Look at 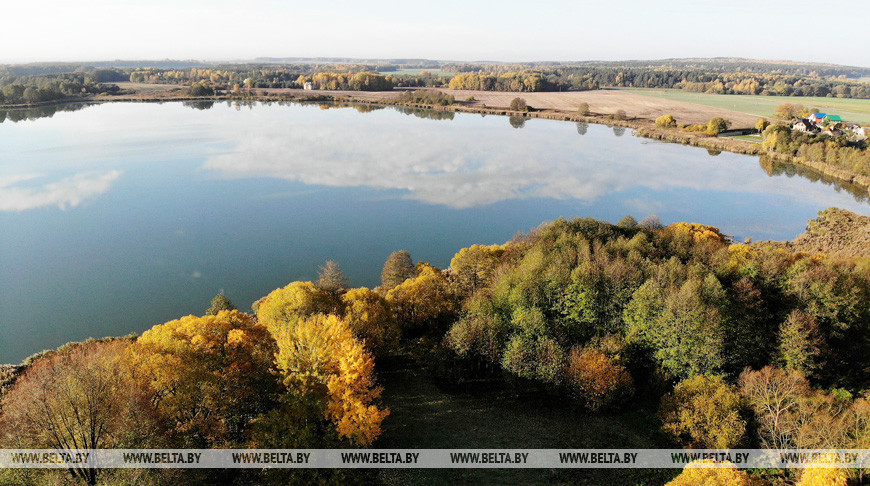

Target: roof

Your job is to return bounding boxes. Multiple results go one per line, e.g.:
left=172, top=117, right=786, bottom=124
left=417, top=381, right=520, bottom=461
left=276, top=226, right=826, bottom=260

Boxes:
left=825, top=115, right=843, bottom=121
left=793, top=119, right=814, bottom=128
left=810, top=112, right=826, bottom=118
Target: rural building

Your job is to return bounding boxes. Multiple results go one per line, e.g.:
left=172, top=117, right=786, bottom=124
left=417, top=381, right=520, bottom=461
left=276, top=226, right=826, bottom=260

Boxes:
left=808, top=113, right=826, bottom=124
left=303, top=81, right=314, bottom=90
left=824, top=114, right=843, bottom=123
left=793, top=119, right=817, bottom=133
left=821, top=128, right=844, bottom=137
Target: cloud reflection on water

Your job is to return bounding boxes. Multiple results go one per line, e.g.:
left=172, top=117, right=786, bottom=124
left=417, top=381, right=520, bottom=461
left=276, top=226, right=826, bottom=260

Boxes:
left=0, top=171, right=121, bottom=212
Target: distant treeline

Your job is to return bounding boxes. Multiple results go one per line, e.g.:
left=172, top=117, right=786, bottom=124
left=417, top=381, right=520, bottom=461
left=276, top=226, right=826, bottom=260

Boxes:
left=0, top=71, right=122, bottom=105
left=443, top=65, right=870, bottom=97
left=3, top=58, right=870, bottom=104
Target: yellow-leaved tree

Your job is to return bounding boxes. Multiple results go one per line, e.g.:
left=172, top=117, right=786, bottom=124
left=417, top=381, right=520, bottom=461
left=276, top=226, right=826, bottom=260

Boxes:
left=386, top=263, right=458, bottom=333
left=667, top=460, right=759, bottom=486
left=667, top=222, right=727, bottom=245
left=796, top=460, right=848, bottom=486
left=254, top=281, right=337, bottom=334
left=448, top=244, right=505, bottom=297
left=127, top=310, right=280, bottom=446
left=341, top=287, right=400, bottom=353
left=274, top=314, right=388, bottom=446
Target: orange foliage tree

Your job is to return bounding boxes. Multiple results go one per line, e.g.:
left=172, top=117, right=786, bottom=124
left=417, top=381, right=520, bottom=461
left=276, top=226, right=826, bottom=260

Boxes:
left=1, top=340, right=161, bottom=485
left=564, top=346, right=633, bottom=411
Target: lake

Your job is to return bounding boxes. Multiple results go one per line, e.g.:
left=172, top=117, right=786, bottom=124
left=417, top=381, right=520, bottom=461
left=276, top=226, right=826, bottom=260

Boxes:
left=1, top=100, right=868, bottom=363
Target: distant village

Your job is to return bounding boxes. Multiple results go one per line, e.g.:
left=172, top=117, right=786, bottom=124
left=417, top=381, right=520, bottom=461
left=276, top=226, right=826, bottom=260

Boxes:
left=792, top=112, right=869, bottom=141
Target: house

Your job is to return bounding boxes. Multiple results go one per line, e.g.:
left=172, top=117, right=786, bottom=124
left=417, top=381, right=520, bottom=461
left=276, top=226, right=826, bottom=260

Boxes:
left=821, top=128, right=844, bottom=137
left=850, top=126, right=869, bottom=140
left=808, top=113, right=826, bottom=124
left=824, top=114, right=843, bottom=124
left=793, top=119, right=817, bottom=133
left=303, top=82, right=314, bottom=90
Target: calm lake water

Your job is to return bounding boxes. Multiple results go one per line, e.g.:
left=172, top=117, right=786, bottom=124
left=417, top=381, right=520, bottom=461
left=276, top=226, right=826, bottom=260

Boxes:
left=1, top=101, right=869, bottom=363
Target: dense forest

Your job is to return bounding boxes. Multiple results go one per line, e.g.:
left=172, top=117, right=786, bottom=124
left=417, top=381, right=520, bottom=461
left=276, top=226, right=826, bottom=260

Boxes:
left=1, top=211, right=869, bottom=485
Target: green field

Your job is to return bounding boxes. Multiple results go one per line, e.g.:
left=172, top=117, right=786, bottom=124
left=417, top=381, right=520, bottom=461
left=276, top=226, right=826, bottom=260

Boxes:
left=624, top=88, right=870, bottom=124
left=375, top=356, right=677, bottom=486
left=727, top=134, right=763, bottom=142
left=388, top=68, right=453, bottom=77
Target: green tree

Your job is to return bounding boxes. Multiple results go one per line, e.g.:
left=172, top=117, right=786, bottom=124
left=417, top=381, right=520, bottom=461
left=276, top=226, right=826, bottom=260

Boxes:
left=206, top=292, right=236, bottom=315
left=617, top=215, right=637, bottom=228
left=778, top=310, right=824, bottom=378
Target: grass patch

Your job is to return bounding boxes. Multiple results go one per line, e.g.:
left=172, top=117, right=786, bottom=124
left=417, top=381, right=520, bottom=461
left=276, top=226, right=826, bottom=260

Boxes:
left=727, top=134, right=763, bottom=142
left=374, top=355, right=677, bottom=486
left=624, top=88, right=870, bottom=124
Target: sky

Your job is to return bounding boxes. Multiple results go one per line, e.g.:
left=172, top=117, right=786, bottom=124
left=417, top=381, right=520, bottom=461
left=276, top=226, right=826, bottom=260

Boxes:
left=3, top=0, right=869, bottom=67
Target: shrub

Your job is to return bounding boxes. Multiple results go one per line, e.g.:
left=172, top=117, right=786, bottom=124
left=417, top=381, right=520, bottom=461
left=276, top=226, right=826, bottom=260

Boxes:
left=656, top=114, right=677, bottom=128
left=509, top=97, right=528, bottom=112
left=188, top=82, right=214, bottom=97
left=577, top=102, right=590, bottom=115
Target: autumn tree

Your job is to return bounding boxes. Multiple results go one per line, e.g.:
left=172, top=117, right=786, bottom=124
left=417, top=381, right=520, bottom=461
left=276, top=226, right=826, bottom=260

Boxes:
left=776, top=102, right=804, bottom=120
left=380, top=250, right=415, bottom=292
left=449, top=244, right=505, bottom=297
left=617, top=215, right=637, bottom=228
left=639, top=214, right=664, bottom=229
left=738, top=366, right=811, bottom=449
left=341, top=287, right=400, bottom=353
left=127, top=311, right=280, bottom=446
left=577, top=102, right=590, bottom=115
left=316, top=260, right=348, bottom=294
left=255, top=281, right=337, bottom=334
left=756, top=118, right=770, bottom=131
left=655, top=114, right=677, bottom=128
left=564, top=346, right=633, bottom=411
left=667, top=460, right=757, bottom=486
left=273, top=314, right=388, bottom=446
left=509, top=97, right=528, bottom=112
left=796, top=460, right=848, bottom=486
left=706, top=117, right=729, bottom=136
left=385, top=263, right=458, bottom=334
left=0, top=340, right=161, bottom=486
left=659, top=375, right=745, bottom=449
left=206, top=292, right=236, bottom=315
